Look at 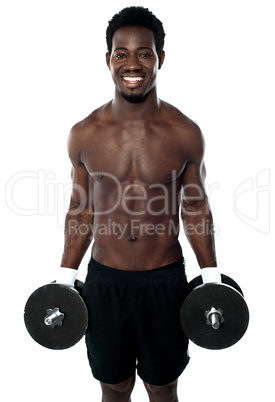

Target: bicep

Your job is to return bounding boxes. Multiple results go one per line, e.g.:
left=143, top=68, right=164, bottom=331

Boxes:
left=69, top=162, right=91, bottom=211
left=181, top=160, right=206, bottom=209
left=181, top=129, right=207, bottom=208
left=67, top=127, right=92, bottom=211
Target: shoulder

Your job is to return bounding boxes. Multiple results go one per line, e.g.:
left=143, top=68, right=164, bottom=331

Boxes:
left=67, top=102, right=111, bottom=163
left=69, top=102, right=110, bottom=140
left=160, top=100, right=205, bottom=158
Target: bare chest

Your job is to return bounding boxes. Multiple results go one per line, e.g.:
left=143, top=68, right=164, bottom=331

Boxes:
left=81, top=126, right=188, bottom=186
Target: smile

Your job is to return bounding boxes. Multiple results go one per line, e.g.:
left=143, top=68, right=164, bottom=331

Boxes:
left=123, top=77, right=144, bottom=83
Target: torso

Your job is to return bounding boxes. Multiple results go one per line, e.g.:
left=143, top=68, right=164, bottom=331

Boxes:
left=72, top=100, right=201, bottom=270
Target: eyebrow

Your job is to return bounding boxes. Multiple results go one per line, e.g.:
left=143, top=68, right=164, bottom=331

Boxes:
left=114, top=47, right=153, bottom=52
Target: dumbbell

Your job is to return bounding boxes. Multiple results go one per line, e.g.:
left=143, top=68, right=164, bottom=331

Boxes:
left=24, top=280, right=88, bottom=350
left=180, top=274, right=249, bottom=350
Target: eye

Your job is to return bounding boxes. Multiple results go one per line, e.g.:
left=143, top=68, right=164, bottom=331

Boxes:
left=139, top=52, right=152, bottom=58
left=115, top=53, right=127, bottom=59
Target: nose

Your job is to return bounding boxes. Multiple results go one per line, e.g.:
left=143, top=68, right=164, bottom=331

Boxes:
left=124, top=54, right=142, bottom=71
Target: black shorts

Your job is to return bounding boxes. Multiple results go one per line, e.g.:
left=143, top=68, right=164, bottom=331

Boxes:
left=82, top=257, right=190, bottom=386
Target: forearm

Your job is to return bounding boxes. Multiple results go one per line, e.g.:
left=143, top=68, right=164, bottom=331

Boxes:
left=61, top=210, right=93, bottom=269
left=182, top=202, right=217, bottom=268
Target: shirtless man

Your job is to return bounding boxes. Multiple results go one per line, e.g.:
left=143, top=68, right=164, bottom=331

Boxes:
left=57, top=7, right=220, bottom=402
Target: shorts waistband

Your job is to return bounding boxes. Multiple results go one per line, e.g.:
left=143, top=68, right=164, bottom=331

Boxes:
left=87, top=257, right=185, bottom=284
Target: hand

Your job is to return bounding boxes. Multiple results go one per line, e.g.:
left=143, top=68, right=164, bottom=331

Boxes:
left=201, top=267, right=222, bottom=284
left=55, top=267, right=78, bottom=287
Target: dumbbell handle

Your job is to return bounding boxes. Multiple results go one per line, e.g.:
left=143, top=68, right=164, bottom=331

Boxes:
left=209, top=312, right=221, bottom=329
left=44, top=308, right=65, bottom=327
left=205, top=307, right=225, bottom=329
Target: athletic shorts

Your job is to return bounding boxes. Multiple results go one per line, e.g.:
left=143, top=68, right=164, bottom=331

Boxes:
left=82, top=257, right=190, bottom=386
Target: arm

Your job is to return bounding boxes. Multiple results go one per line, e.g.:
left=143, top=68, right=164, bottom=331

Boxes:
left=60, top=127, right=93, bottom=270
left=181, top=129, right=217, bottom=269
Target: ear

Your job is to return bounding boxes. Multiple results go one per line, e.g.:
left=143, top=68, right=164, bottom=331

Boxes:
left=106, top=52, right=111, bottom=70
left=158, top=50, right=165, bottom=70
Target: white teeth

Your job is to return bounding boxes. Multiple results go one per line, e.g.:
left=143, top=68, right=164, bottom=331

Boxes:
left=123, top=77, right=144, bottom=82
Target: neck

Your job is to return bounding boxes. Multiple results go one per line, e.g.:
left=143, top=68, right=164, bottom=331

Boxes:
left=111, top=87, right=161, bottom=121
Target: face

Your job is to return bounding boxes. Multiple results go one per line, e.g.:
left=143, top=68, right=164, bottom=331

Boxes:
left=106, top=26, right=165, bottom=103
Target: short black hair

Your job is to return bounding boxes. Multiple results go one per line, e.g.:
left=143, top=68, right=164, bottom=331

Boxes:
left=106, top=6, right=165, bottom=56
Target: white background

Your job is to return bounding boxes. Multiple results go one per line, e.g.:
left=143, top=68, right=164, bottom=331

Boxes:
left=1, top=0, right=274, bottom=400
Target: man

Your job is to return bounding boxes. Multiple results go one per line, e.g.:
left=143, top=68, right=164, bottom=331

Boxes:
left=57, top=6, right=220, bottom=402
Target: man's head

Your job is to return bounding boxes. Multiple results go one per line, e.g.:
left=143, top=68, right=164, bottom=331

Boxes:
left=106, top=6, right=165, bottom=57
left=106, top=7, right=166, bottom=104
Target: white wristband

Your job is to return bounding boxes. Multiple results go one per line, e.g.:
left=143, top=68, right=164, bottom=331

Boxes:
left=56, top=267, right=78, bottom=287
left=201, top=267, right=222, bottom=284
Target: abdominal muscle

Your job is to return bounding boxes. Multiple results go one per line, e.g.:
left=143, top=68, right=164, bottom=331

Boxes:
left=91, top=211, right=183, bottom=271
left=89, top=174, right=183, bottom=270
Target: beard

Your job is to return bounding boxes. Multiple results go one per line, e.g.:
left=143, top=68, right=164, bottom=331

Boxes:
left=120, top=88, right=153, bottom=104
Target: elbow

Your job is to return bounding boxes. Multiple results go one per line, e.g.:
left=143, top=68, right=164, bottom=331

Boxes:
left=68, top=207, right=93, bottom=219
left=181, top=197, right=211, bottom=219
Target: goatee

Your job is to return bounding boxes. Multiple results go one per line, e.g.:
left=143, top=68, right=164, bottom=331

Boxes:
left=120, top=89, right=153, bottom=104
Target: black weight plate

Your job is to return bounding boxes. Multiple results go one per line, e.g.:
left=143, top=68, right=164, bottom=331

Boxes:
left=180, top=283, right=249, bottom=350
left=51, top=279, right=84, bottom=293
left=188, top=274, right=244, bottom=296
left=74, top=279, right=84, bottom=293
left=24, top=284, right=88, bottom=350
